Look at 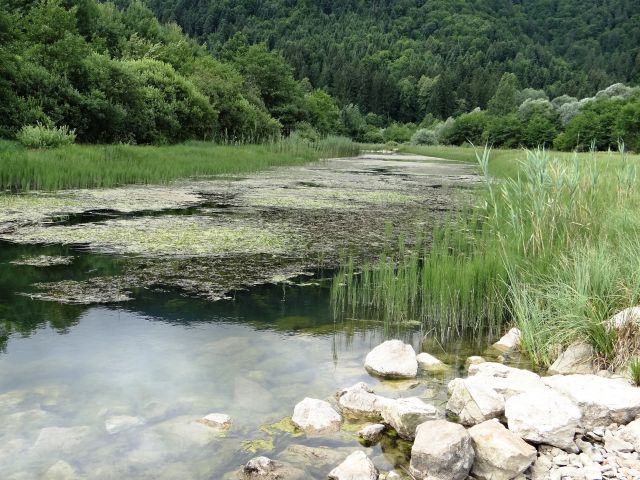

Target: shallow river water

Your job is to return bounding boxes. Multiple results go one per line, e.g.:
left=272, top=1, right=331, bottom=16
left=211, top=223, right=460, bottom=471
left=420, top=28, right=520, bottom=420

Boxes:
left=0, top=155, right=497, bottom=479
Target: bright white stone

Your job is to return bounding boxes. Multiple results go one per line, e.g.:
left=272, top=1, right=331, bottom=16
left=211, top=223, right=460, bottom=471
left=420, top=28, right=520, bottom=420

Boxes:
left=364, top=340, right=418, bottom=378
left=410, top=419, right=474, bottom=480
left=492, top=327, right=521, bottom=352
left=416, top=352, right=448, bottom=372
left=505, top=388, right=581, bottom=452
left=608, top=306, right=640, bottom=329
left=199, top=413, right=232, bottom=429
left=618, top=418, right=640, bottom=451
left=291, top=397, right=342, bottom=435
left=543, top=374, right=640, bottom=429
left=328, top=451, right=378, bottom=480
left=358, top=424, right=386, bottom=443
left=468, top=419, right=537, bottom=480
left=468, top=362, right=546, bottom=399
left=548, top=343, right=597, bottom=375
left=381, top=397, right=439, bottom=440
left=336, top=382, right=392, bottom=419
left=446, top=377, right=505, bottom=426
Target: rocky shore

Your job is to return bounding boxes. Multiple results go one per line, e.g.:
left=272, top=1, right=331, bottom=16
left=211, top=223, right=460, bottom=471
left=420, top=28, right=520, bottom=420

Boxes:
left=229, top=322, right=640, bottom=480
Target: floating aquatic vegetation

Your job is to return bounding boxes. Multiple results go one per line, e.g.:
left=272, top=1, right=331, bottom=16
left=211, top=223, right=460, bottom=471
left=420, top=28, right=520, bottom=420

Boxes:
left=10, top=255, right=74, bottom=267
left=3, top=216, right=299, bottom=257
left=259, top=417, right=302, bottom=436
left=241, top=437, right=275, bottom=454
left=25, top=277, right=133, bottom=304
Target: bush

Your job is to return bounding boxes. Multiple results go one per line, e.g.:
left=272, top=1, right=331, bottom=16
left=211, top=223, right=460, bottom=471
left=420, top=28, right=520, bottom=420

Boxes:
left=410, top=128, right=437, bottom=145
left=362, top=128, right=385, bottom=144
left=383, top=122, right=415, bottom=143
left=16, top=123, right=76, bottom=148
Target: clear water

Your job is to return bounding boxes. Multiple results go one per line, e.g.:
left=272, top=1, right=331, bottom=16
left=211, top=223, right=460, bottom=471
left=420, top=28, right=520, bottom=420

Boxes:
left=0, top=241, right=488, bottom=479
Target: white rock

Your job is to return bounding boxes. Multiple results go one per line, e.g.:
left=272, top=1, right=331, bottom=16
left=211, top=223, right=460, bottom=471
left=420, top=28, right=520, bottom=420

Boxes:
left=410, top=419, right=474, bottom=480
left=468, top=419, right=537, bottom=480
left=446, top=377, right=505, bottom=426
left=336, top=383, right=392, bottom=419
left=364, top=340, right=418, bottom=379
left=44, top=460, right=77, bottom=480
left=328, top=451, right=378, bottom=480
left=105, top=415, right=145, bottom=435
left=468, top=362, right=546, bottom=399
left=358, top=424, right=386, bottom=443
left=608, top=307, right=640, bottom=329
left=199, top=413, right=232, bottom=429
left=381, top=397, right=439, bottom=440
left=618, top=418, right=640, bottom=451
left=505, top=388, right=582, bottom=451
left=241, top=456, right=306, bottom=480
left=291, top=397, right=342, bottom=435
left=416, top=352, right=448, bottom=372
left=548, top=343, right=597, bottom=375
left=543, top=374, right=640, bottom=429
left=492, top=327, right=521, bottom=352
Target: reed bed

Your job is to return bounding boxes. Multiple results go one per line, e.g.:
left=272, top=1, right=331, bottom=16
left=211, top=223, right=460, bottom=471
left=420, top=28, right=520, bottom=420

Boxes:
left=0, top=136, right=359, bottom=191
left=333, top=144, right=640, bottom=368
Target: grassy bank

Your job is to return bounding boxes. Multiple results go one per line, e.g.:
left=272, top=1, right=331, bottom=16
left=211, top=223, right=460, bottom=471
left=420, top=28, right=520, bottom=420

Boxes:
left=333, top=145, right=640, bottom=369
left=0, top=136, right=358, bottom=191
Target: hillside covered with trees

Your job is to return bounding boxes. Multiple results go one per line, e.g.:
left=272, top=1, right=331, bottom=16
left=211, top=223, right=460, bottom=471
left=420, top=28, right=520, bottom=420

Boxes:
left=144, top=0, right=640, bottom=122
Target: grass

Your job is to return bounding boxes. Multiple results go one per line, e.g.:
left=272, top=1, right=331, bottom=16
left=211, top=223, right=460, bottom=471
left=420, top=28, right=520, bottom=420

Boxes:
left=0, top=136, right=359, bottom=191
left=333, top=144, right=640, bottom=368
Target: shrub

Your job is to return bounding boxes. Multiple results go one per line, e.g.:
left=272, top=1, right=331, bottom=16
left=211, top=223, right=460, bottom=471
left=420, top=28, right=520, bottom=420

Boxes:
left=410, top=128, right=438, bottom=145
left=16, top=123, right=76, bottom=148
left=629, top=357, right=640, bottom=386
left=362, top=128, right=385, bottom=144
left=383, top=122, right=415, bottom=143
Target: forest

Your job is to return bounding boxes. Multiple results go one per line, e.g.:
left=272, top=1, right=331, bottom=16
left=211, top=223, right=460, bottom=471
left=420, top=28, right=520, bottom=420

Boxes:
left=0, top=0, right=639, bottom=150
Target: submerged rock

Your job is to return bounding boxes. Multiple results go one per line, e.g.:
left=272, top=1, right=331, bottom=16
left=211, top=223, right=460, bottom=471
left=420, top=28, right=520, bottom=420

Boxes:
left=543, top=374, right=640, bottom=429
left=328, top=451, right=378, bottom=480
left=505, top=389, right=581, bottom=452
left=381, top=397, right=439, bottom=440
left=105, top=415, right=145, bottom=435
left=199, top=413, right=232, bottom=429
left=234, top=456, right=306, bottom=480
left=280, top=444, right=347, bottom=470
left=34, top=426, right=92, bottom=453
left=364, top=340, right=418, bottom=379
left=336, top=382, right=392, bottom=419
left=548, top=343, right=597, bottom=375
left=491, top=327, right=521, bottom=352
left=291, top=397, right=342, bottom=435
left=43, top=460, right=78, bottom=480
left=465, top=356, right=486, bottom=367
left=410, top=420, right=474, bottom=480
left=416, top=352, right=448, bottom=372
left=446, top=377, right=505, bottom=427
left=468, top=419, right=536, bottom=480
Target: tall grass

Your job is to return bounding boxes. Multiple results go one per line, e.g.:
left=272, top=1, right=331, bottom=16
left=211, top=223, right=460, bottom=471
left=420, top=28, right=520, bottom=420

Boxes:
left=333, top=145, right=640, bottom=367
left=0, top=136, right=359, bottom=191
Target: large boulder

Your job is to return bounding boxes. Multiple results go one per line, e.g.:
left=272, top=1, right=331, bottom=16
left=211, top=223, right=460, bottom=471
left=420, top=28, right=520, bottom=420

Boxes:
left=328, top=451, right=378, bottom=480
left=336, top=383, right=392, bottom=419
left=468, top=363, right=546, bottom=399
left=381, top=397, right=439, bottom=440
left=291, top=398, right=342, bottom=435
left=446, top=377, right=505, bottom=427
left=491, top=328, right=521, bottom=352
left=468, top=419, right=536, bottom=480
left=364, top=340, right=418, bottom=379
left=410, top=420, right=474, bottom=480
left=548, top=343, right=597, bottom=375
left=505, top=388, right=581, bottom=452
left=608, top=306, right=640, bottom=329
left=543, top=374, right=640, bottom=429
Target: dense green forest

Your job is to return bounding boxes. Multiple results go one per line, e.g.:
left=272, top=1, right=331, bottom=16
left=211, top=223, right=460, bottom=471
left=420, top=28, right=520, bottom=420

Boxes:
left=0, top=0, right=343, bottom=143
left=1, top=0, right=638, bottom=150
left=144, top=0, right=640, bottom=122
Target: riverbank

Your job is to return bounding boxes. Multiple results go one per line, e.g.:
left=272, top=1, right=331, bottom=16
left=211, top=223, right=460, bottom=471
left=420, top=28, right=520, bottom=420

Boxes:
left=0, top=137, right=358, bottom=191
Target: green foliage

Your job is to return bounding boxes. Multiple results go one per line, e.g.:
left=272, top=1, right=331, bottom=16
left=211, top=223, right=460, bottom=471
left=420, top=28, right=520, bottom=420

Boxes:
left=630, top=357, right=640, bottom=386
left=445, top=111, right=487, bottom=145
left=16, top=123, right=76, bottom=148
left=488, top=73, right=519, bottom=116
left=383, top=123, right=415, bottom=143
left=303, top=89, right=340, bottom=136
left=410, top=129, right=437, bottom=146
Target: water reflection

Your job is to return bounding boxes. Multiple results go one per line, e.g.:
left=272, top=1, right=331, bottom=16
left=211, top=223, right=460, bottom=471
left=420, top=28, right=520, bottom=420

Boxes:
left=0, top=242, right=487, bottom=479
